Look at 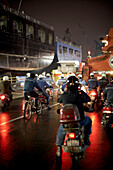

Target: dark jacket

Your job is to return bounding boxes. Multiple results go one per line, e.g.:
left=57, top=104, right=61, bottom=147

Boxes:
left=0, top=81, right=12, bottom=95
left=24, top=77, right=42, bottom=92
left=86, top=78, right=98, bottom=91
left=98, top=77, right=109, bottom=90
left=58, top=89, right=90, bottom=120
left=103, top=84, right=113, bottom=103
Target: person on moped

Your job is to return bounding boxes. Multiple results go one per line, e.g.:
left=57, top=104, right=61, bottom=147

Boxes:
left=0, top=76, right=14, bottom=101
left=85, top=73, right=98, bottom=92
left=103, top=80, right=113, bottom=103
left=24, top=73, right=42, bottom=108
left=56, top=75, right=92, bottom=157
left=36, top=74, right=52, bottom=109
left=98, top=73, right=109, bottom=98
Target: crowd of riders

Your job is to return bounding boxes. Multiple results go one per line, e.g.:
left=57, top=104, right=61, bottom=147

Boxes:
left=1, top=71, right=113, bottom=158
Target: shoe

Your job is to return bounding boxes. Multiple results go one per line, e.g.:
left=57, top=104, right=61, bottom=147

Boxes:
left=56, top=146, right=62, bottom=157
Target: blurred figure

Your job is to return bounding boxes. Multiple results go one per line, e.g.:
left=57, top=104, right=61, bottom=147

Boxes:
left=24, top=73, right=42, bottom=108
left=85, top=73, right=98, bottom=92
left=0, top=76, right=13, bottom=101
left=98, top=73, right=109, bottom=98
left=37, top=74, right=52, bottom=109
left=103, top=80, right=113, bottom=103
left=56, top=74, right=66, bottom=86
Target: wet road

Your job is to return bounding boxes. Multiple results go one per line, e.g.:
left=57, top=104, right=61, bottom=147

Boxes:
left=0, top=92, right=113, bottom=170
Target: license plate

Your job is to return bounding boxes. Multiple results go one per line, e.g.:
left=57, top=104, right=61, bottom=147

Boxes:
left=91, top=96, right=95, bottom=101
left=67, top=140, right=79, bottom=146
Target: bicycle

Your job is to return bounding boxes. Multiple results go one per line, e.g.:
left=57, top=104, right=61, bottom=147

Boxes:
left=23, top=95, right=42, bottom=120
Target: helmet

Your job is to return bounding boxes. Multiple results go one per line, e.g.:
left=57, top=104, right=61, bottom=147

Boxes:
left=30, top=73, right=35, bottom=78
left=90, top=73, right=94, bottom=77
left=78, top=74, right=82, bottom=78
left=3, top=76, right=9, bottom=81
left=39, top=74, right=43, bottom=79
left=61, top=74, right=64, bottom=78
left=102, top=73, right=106, bottom=77
left=26, top=73, right=30, bottom=78
left=46, top=73, right=50, bottom=77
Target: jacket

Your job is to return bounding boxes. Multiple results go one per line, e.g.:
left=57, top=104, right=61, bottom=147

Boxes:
left=24, top=77, right=42, bottom=92
left=103, top=84, right=113, bottom=103
left=86, top=78, right=98, bottom=91
left=57, top=89, right=90, bottom=120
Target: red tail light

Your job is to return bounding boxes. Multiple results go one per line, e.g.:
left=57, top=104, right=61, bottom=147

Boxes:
left=0, top=95, right=6, bottom=100
left=68, top=133, right=75, bottom=139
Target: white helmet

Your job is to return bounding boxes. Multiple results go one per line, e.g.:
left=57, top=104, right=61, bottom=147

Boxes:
left=78, top=74, right=82, bottom=78
left=26, top=73, right=30, bottom=78
left=90, top=73, right=94, bottom=76
left=46, top=73, right=50, bottom=77
left=39, top=74, right=43, bottom=79
left=61, top=74, right=64, bottom=78
left=3, top=76, right=9, bottom=81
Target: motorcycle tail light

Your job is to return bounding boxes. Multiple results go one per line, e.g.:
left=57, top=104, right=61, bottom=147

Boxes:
left=90, top=91, right=97, bottom=96
left=0, top=95, right=6, bottom=100
left=68, top=133, right=75, bottom=139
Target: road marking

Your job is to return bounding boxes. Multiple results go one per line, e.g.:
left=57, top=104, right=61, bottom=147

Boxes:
left=0, top=103, right=59, bottom=126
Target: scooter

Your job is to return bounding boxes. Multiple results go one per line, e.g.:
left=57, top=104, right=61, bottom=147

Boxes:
left=0, top=94, right=10, bottom=111
left=101, top=102, right=113, bottom=129
left=57, top=104, right=89, bottom=166
left=87, top=89, right=98, bottom=109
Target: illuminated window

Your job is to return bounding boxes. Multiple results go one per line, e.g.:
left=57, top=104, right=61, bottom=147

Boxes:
left=38, top=29, right=45, bottom=43
left=69, top=48, right=73, bottom=55
left=13, top=20, right=23, bottom=34
left=26, top=24, right=34, bottom=38
left=0, top=15, right=7, bottom=31
left=59, top=45, right=62, bottom=54
left=49, top=33, right=53, bottom=45
left=75, top=50, right=78, bottom=56
left=63, top=46, right=67, bottom=54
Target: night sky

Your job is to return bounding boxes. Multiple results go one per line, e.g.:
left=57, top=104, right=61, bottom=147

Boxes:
left=1, top=0, right=113, bottom=60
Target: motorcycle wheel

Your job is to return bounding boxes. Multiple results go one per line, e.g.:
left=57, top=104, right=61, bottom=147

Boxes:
left=71, top=154, right=79, bottom=167
left=2, top=100, right=10, bottom=112
left=36, top=100, right=42, bottom=115
left=24, top=102, right=32, bottom=120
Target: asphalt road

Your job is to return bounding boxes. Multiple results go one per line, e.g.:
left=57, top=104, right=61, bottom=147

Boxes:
left=0, top=92, right=113, bottom=170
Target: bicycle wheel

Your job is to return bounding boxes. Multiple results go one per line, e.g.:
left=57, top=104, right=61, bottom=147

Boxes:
left=36, top=100, right=42, bottom=115
left=24, top=101, right=32, bottom=120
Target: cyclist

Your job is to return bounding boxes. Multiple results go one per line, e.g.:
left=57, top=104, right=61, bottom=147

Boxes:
left=24, top=73, right=42, bottom=108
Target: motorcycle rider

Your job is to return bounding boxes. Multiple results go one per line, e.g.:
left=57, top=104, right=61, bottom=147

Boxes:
left=56, top=75, right=92, bottom=157
left=78, top=74, right=85, bottom=86
left=103, top=79, right=113, bottom=103
left=0, top=76, right=14, bottom=101
left=36, top=74, right=52, bottom=110
left=24, top=73, right=42, bottom=109
left=44, top=73, right=54, bottom=85
left=98, top=73, right=109, bottom=98
left=85, top=73, right=98, bottom=92
left=56, top=74, right=66, bottom=86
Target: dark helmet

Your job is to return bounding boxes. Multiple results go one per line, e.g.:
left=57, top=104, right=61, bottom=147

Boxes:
left=67, top=76, right=79, bottom=92
left=30, top=72, right=35, bottom=78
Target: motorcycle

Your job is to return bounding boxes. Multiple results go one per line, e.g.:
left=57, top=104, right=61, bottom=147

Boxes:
left=87, top=89, right=98, bottom=110
left=0, top=94, right=10, bottom=111
left=57, top=104, right=89, bottom=166
left=101, top=102, right=113, bottom=129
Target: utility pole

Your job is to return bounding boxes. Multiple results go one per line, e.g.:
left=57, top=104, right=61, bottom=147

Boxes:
left=18, top=0, right=23, bottom=14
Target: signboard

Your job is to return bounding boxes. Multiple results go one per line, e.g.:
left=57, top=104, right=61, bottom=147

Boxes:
left=16, top=76, right=26, bottom=83
left=109, top=56, right=113, bottom=68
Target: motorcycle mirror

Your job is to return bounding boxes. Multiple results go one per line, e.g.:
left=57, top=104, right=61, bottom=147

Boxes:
left=57, top=109, right=60, bottom=114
